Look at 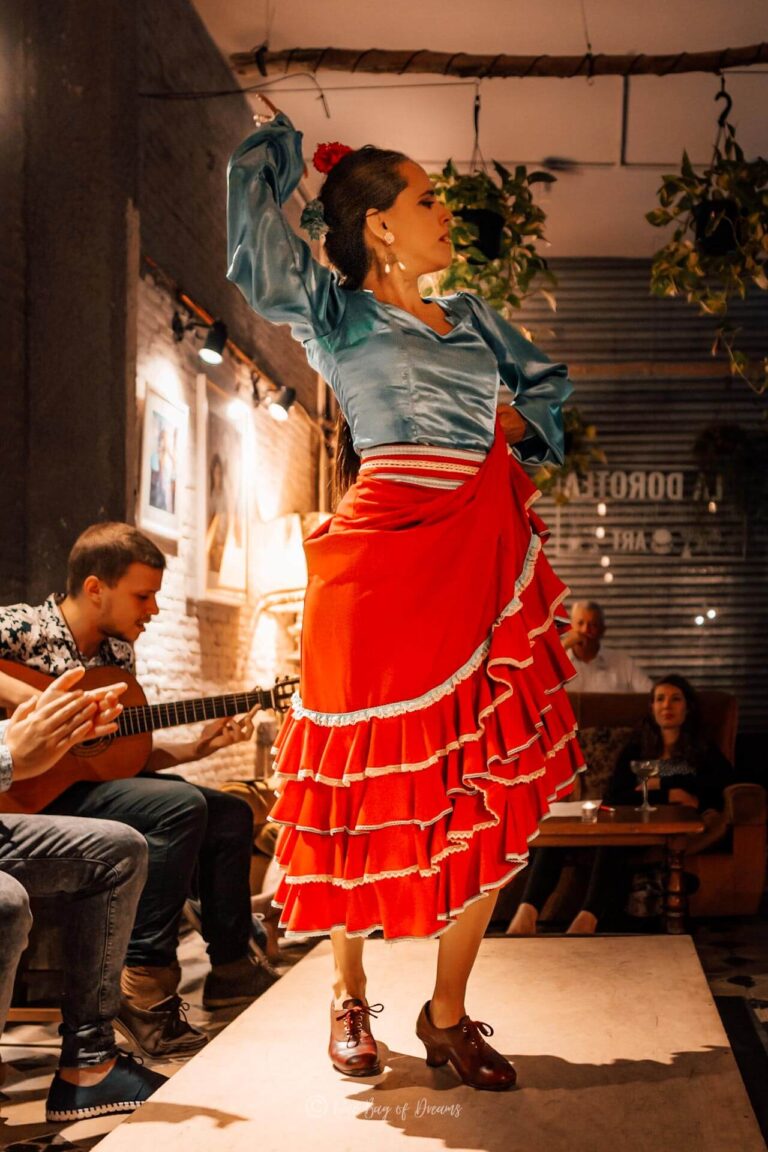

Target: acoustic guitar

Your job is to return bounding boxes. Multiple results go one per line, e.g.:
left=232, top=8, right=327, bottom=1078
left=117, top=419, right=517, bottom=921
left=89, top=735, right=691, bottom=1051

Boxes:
left=0, top=660, right=298, bottom=815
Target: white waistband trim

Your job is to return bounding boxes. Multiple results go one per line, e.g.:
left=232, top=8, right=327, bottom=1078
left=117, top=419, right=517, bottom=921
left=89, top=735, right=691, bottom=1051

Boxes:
left=289, top=533, right=541, bottom=726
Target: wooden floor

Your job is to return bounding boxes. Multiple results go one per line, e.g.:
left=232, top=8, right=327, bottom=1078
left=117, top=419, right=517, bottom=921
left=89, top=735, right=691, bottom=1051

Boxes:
left=90, top=935, right=764, bottom=1152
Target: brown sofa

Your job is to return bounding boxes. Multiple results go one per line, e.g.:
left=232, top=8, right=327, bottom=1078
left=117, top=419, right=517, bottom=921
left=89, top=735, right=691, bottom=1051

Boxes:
left=497, top=691, right=766, bottom=924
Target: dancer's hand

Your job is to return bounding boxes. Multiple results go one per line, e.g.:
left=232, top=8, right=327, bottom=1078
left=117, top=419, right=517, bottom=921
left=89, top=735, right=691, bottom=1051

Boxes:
left=254, top=93, right=280, bottom=123
left=498, top=403, right=527, bottom=446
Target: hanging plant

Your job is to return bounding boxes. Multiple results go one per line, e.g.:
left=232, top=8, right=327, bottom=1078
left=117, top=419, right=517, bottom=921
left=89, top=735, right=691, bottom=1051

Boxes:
left=647, top=82, right=768, bottom=394
left=423, top=101, right=599, bottom=499
left=529, top=409, right=607, bottom=504
left=693, top=422, right=768, bottom=520
left=426, top=160, right=558, bottom=314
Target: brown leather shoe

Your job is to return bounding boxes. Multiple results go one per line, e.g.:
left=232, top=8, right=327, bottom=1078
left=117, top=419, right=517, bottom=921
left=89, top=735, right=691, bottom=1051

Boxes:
left=416, top=1001, right=516, bottom=1090
left=115, top=995, right=208, bottom=1062
left=328, top=999, right=383, bottom=1077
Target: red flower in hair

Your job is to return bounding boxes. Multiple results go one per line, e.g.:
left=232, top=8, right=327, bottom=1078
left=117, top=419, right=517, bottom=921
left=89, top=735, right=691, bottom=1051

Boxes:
left=312, top=141, right=353, bottom=174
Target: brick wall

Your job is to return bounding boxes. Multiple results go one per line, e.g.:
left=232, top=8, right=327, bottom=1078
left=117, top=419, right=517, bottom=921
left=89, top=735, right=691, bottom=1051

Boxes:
left=134, top=272, right=316, bottom=785
left=138, top=0, right=318, bottom=414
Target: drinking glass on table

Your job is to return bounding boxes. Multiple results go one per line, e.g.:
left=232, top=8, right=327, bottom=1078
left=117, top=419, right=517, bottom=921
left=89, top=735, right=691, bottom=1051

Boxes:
left=630, top=760, right=661, bottom=814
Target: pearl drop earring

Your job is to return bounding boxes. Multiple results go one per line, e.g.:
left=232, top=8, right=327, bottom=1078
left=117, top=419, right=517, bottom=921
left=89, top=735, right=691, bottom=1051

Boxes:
left=382, top=231, right=406, bottom=274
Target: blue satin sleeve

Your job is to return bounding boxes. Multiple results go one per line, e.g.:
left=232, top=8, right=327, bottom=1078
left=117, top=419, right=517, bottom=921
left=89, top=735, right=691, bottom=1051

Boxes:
left=462, top=293, right=572, bottom=465
left=226, top=113, right=346, bottom=342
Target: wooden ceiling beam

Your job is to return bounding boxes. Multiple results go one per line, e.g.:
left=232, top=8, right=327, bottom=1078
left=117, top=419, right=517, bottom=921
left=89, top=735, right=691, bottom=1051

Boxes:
left=230, top=42, right=768, bottom=80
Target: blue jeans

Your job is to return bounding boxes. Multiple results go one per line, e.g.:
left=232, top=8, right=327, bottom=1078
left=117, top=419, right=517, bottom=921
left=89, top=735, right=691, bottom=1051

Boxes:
left=0, top=814, right=147, bottom=1066
left=44, top=773, right=254, bottom=968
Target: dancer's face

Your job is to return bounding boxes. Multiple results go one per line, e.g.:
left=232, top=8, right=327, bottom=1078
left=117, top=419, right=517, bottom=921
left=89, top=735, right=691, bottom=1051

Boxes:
left=365, top=161, right=453, bottom=276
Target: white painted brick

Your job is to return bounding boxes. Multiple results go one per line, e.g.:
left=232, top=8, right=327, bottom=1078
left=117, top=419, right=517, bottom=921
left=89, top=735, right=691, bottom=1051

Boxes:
left=134, top=275, right=312, bottom=787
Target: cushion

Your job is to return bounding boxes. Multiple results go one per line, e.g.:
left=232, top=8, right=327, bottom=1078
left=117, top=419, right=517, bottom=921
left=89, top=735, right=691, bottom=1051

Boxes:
left=576, top=726, right=633, bottom=799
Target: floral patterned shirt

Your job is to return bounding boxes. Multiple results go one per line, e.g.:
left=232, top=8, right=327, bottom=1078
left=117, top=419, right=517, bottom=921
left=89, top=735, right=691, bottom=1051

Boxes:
left=0, top=594, right=135, bottom=678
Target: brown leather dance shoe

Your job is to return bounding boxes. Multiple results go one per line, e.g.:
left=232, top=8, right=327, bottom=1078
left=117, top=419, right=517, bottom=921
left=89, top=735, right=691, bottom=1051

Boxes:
left=328, top=999, right=383, bottom=1076
left=416, top=1001, right=517, bottom=1090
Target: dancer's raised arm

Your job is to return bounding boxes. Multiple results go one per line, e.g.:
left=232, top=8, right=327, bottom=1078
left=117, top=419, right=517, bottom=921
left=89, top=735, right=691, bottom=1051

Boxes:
left=227, top=101, right=346, bottom=343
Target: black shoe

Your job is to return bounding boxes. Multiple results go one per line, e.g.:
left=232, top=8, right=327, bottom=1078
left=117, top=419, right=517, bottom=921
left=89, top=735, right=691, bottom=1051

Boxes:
left=183, top=898, right=280, bottom=976
left=45, top=1053, right=167, bottom=1121
left=115, top=995, right=208, bottom=1061
left=203, top=954, right=280, bottom=1010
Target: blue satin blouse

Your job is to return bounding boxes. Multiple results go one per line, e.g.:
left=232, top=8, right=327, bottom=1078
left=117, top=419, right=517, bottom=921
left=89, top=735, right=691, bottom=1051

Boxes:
left=227, top=113, right=572, bottom=462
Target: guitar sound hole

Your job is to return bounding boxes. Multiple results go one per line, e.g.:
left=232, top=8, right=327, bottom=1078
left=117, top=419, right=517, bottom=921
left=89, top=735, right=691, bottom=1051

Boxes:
left=70, top=735, right=115, bottom=758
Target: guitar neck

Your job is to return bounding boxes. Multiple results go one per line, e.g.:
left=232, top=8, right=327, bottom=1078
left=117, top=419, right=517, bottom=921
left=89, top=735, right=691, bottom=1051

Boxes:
left=118, top=690, right=268, bottom=737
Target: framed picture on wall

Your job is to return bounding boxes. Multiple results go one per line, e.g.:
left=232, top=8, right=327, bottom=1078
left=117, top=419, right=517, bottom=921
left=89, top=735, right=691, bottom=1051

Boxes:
left=137, top=383, right=188, bottom=541
left=196, top=375, right=249, bottom=603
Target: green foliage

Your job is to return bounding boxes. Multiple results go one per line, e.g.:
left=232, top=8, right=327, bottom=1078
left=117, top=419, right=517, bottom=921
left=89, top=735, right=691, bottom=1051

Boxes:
left=530, top=409, right=607, bottom=503
left=427, top=160, right=603, bottom=499
left=647, top=125, right=768, bottom=394
left=427, top=159, right=558, bottom=314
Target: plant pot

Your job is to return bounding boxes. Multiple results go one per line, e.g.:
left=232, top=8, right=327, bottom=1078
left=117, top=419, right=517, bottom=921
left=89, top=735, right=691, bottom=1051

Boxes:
left=693, top=198, right=741, bottom=257
left=455, top=207, right=505, bottom=262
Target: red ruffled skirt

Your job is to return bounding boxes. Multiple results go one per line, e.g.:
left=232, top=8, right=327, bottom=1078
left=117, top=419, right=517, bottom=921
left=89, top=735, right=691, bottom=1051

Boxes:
left=270, top=425, right=583, bottom=939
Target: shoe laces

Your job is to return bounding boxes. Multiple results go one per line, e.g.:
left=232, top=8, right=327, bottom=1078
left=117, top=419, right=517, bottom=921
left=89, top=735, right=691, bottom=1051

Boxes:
left=162, top=995, right=195, bottom=1039
left=461, top=1019, right=494, bottom=1048
left=336, top=1002, right=384, bottom=1048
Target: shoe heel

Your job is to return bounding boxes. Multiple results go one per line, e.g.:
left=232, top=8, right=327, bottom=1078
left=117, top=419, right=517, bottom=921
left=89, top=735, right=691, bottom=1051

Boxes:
left=422, top=1042, right=450, bottom=1068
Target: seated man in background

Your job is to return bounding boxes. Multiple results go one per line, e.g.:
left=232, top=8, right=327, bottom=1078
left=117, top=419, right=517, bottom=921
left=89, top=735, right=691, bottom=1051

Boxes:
left=0, top=522, right=278, bottom=1062
left=0, top=668, right=166, bottom=1120
left=563, top=599, right=651, bottom=693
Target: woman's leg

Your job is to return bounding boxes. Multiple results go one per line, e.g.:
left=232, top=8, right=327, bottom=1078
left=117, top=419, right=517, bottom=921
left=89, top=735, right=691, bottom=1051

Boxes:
left=506, top=847, right=566, bottom=935
left=567, top=847, right=628, bottom=934
left=330, top=928, right=367, bottom=1005
left=429, top=891, right=498, bottom=1028
left=328, top=930, right=380, bottom=1076
left=416, top=890, right=516, bottom=1089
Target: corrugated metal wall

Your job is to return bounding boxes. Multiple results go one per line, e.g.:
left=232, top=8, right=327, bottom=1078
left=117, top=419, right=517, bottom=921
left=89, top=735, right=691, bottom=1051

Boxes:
left=516, top=259, right=767, bottom=734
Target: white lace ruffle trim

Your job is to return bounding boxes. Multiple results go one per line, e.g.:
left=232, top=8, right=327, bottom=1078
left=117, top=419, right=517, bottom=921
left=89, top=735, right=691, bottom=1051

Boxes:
left=290, top=533, right=542, bottom=727
left=272, top=759, right=582, bottom=924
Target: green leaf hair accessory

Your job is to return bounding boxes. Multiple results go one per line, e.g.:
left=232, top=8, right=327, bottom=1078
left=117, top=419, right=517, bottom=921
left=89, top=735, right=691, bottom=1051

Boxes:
left=300, top=198, right=328, bottom=241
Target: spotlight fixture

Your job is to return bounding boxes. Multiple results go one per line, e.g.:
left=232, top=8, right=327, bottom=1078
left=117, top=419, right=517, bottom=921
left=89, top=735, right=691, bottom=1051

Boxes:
left=603, top=571, right=614, bottom=584
left=171, top=311, right=228, bottom=366
left=595, top=526, right=606, bottom=540
left=706, top=608, right=717, bottom=620
left=200, top=320, right=228, bottom=366
left=596, top=502, right=607, bottom=517
left=695, top=614, right=705, bottom=626
left=268, top=386, right=296, bottom=422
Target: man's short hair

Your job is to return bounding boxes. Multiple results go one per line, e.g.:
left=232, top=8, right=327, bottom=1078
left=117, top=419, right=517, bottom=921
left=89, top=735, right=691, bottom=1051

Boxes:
left=571, top=599, right=605, bottom=628
left=66, top=522, right=166, bottom=596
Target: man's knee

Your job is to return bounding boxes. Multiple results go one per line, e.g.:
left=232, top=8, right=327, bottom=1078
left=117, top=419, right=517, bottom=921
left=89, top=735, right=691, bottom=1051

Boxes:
left=151, top=779, right=209, bottom=834
left=109, top=823, right=150, bottom=884
left=0, top=874, right=33, bottom=959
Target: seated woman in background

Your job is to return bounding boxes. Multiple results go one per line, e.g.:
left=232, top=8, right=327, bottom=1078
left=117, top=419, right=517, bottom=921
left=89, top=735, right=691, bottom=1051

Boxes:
left=507, top=673, right=733, bottom=935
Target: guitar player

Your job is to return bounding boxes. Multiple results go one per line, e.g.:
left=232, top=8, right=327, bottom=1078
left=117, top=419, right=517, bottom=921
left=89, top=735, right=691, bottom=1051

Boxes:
left=0, top=521, right=280, bottom=1061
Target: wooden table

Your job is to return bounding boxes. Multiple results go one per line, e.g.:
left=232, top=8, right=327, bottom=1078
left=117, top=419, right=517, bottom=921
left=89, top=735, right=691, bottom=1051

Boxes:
left=535, top=805, right=705, bottom=934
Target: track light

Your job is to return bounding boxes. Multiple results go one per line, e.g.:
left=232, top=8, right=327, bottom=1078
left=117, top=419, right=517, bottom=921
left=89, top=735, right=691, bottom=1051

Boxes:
left=268, top=386, right=296, bottom=422
left=199, top=320, right=228, bottom=365
left=171, top=311, right=228, bottom=366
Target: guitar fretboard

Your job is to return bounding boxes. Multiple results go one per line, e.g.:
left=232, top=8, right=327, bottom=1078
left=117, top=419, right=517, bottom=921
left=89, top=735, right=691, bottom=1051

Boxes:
left=117, top=691, right=266, bottom=737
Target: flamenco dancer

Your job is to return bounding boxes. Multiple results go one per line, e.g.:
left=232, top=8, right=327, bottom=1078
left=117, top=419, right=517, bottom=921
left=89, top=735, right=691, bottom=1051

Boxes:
left=227, top=95, right=583, bottom=1091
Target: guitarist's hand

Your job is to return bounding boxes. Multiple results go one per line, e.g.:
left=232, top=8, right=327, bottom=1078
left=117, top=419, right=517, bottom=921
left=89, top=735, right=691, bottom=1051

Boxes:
left=5, top=668, right=127, bottom=780
left=194, top=706, right=258, bottom=760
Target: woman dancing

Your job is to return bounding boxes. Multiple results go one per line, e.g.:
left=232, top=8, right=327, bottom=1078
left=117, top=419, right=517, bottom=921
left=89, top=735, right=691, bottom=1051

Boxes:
left=227, top=95, right=583, bottom=1091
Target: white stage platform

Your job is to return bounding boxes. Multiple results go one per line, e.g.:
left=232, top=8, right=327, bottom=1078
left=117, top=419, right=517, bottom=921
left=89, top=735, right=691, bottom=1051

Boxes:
left=95, top=936, right=765, bottom=1152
